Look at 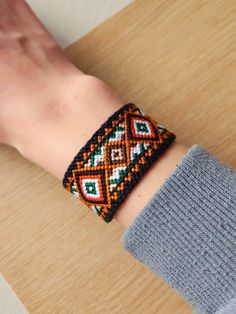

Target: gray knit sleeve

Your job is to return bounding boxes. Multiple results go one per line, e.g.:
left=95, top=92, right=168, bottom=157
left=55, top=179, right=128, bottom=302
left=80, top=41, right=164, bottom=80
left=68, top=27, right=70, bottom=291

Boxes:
left=121, top=145, right=236, bottom=314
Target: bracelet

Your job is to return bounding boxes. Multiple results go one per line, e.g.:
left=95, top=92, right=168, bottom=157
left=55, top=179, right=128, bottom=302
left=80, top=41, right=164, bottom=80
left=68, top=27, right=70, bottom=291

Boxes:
left=63, top=103, right=176, bottom=223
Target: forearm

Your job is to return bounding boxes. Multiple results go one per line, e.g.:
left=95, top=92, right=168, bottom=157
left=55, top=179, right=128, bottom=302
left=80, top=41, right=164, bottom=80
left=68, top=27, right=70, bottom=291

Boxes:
left=13, top=73, right=188, bottom=228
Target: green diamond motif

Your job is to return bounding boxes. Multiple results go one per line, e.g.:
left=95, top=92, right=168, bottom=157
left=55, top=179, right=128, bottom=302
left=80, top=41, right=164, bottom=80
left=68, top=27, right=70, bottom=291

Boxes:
left=85, top=182, right=97, bottom=195
left=136, top=122, right=149, bottom=133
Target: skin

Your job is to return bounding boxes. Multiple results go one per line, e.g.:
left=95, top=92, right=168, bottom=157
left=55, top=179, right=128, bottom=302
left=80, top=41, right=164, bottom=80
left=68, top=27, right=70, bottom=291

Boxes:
left=0, top=0, right=188, bottom=227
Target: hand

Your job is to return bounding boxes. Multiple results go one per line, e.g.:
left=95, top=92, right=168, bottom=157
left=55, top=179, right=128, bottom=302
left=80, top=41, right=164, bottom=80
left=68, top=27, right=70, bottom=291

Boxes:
left=0, top=0, right=85, bottom=147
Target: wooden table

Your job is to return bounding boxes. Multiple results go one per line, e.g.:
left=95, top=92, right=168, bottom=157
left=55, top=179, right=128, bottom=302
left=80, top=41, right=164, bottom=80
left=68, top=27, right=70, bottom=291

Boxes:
left=0, top=0, right=235, bottom=313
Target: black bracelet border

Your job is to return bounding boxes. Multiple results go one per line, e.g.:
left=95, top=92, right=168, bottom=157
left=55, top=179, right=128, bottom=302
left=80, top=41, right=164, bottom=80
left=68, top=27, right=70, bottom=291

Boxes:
left=62, top=103, right=176, bottom=223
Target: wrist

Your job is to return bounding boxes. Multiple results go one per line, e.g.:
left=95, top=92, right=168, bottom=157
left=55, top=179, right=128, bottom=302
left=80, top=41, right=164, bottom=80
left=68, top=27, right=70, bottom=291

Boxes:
left=13, top=73, right=188, bottom=228
left=16, top=74, right=124, bottom=179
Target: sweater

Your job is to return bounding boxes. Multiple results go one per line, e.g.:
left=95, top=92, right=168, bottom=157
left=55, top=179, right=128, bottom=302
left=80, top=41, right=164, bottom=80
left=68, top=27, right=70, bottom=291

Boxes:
left=121, top=145, right=236, bottom=314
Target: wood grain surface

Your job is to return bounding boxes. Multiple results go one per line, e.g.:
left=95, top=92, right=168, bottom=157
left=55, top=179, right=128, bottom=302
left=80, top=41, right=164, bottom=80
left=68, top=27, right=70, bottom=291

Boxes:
left=0, top=0, right=235, bottom=313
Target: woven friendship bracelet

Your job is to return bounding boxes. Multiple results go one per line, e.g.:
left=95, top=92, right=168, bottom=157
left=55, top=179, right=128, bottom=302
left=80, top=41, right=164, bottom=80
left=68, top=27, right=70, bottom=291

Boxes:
left=63, top=103, right=176, bottom=223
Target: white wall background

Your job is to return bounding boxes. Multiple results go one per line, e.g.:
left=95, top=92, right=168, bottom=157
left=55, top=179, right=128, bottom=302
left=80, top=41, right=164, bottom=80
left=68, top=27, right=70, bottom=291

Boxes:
left=26, top=0, right=132, bottom=48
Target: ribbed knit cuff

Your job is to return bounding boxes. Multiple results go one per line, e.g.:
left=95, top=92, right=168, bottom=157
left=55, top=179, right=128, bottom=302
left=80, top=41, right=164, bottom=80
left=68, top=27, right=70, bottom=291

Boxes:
left=121, top=145, right=236, bottom=314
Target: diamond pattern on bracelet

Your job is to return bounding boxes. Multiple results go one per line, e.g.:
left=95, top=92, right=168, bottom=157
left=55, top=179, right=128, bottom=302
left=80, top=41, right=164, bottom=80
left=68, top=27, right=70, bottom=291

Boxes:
left=63, top=103, right=176, bottom=222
